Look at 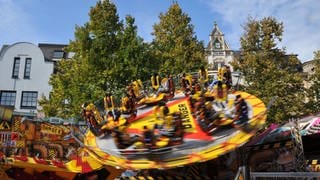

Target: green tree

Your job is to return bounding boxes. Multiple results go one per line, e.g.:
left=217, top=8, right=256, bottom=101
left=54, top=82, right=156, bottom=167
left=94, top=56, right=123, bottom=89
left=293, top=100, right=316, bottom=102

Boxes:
left=306, top=50, right=320, bottom=113
left=233, top=17, right=306, bottom=124
left=152, top=2, right=205, bottom=75
left=39, top=0, right=153, bottom=118
left=114, top=15, right=158, bottom=85
left=39, top=58, right=91, bottom=118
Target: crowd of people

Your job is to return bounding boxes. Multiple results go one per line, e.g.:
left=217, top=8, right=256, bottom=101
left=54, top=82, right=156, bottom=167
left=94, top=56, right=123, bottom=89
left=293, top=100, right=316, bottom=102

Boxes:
left=80, top=65, right=249, bottom=149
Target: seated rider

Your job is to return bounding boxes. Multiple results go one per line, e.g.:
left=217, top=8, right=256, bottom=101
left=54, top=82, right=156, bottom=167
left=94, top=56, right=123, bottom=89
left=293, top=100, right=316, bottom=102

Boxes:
left=104, top=92, right=115, bottom=118
left=101, top=111, right=117, bottom=133
left=190, top=75, right=202, bottom=95
left=233, top=95, right=249, bottom=125
left=223, top=65, right=233, bottom=90
left=120, top=93, right=137, bottom=120
left=112, top=127, right=136, bottom=149
left=157, top=74, right=175, bottom=98
left=163, top=114, right=174, bottom=131
left=132, top=79, right=144, bottom=99
left=180, top=73, right=192, bottom=94
left=192, top=96, right=206, bottom=114
left=157, top=76, right=169, bottom=94
left=170, top=112, right=184, bottom=145
left=198, top=66, right=209, bottom=89
left=153, top=101, right=169, bottom=122
left=127, top=81, right=139, bottom=101
left=81, top=103, right=104, bottom=136
left=197, top=101, right=219, bottom=132
left=204, top=101, right=220, bottom=123
left=82, top=105, right=97, bottom=128
left=167, top=74, right=175, bottom=97
left=217, top=66, right=226, bottom=81
left=212, top=80, right=228, bottom=108
left=143, top=125, right=155, bottom=148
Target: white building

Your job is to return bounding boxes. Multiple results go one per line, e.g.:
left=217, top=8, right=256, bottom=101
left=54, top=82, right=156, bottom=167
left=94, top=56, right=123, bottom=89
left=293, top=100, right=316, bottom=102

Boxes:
left=0, top=42, right=69, bottom=117
left=302, top=59, right=318, bottom=89
left=206, top=22, right=239, bottom=71
left=303, top=60, right=317, bottom=77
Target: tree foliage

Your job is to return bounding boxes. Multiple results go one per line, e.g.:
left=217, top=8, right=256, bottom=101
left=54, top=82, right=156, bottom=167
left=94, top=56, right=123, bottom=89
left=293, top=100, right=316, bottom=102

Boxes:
left=152, top=2, right=206, bottom=75
left=233, top=17, right=307, bottom=124
left=40, top=0, right=154, bottom=118
left=115, top=16, right=157, bottom=85
left=306, top=50, right=320, bottom=113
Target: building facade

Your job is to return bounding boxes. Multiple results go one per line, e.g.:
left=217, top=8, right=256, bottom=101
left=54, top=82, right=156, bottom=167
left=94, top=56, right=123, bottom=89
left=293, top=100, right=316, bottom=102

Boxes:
left=206, top=22, right=238, bottom=71
left=303, top=60, right=317, bottom=77
left=302, top=59, right=318, bottom=89
left=0, top=42, right=69, bottom=117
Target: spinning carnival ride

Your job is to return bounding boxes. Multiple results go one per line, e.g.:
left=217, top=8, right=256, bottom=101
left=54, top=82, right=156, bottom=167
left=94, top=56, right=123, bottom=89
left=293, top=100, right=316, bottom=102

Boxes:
left=80, top=91, right=267, bottom=170
left=0, top=76, right=267, bottom=174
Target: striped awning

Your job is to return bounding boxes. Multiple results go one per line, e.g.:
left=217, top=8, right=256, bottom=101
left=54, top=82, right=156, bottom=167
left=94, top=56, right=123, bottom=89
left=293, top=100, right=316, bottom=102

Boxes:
left=116, top=175, right=211, bottom=180
left=246, top=140, right=293, bottom=151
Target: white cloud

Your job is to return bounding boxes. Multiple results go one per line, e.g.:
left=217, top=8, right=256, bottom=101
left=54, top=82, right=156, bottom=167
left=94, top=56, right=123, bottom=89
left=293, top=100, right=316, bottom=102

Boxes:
left=205, top=0, right=320, bottom=62
left=0, top=0, right=41, bottom=46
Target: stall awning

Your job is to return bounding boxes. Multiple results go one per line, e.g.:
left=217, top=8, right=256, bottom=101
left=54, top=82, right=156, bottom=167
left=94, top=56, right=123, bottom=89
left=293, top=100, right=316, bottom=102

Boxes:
left=117, top=175, right=211, bottom=180
left=247, top=140, right=293, bottom=151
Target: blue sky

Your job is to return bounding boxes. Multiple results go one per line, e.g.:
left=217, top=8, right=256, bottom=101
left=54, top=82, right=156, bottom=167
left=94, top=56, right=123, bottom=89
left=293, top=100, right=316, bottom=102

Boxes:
left=1, top=0, right=319, bottom=62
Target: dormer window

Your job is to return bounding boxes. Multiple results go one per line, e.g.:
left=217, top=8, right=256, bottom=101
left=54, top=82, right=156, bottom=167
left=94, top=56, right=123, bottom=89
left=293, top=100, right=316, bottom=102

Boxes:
left=53, top=51, right=64, bottom=59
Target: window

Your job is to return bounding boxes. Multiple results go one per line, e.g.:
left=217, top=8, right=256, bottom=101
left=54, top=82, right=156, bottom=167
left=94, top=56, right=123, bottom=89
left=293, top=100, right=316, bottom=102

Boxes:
left=215, top=42, right=221, bottom=49
left=12, top=57, right=20, bottom=78
left=66, top=52, right=75, bottom=59
left=24, top=58, right=32, bottom=79
left=0, top=91, right=16, bottom=106
left=21, top=91, right=38, bottom=109
left=213, top=52, right=224, bottom=56
left=53, top=51, right=64, bottom=59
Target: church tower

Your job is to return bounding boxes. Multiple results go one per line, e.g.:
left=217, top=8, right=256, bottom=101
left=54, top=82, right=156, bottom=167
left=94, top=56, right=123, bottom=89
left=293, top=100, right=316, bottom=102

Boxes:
left=206, top=22, right=236, bottom=71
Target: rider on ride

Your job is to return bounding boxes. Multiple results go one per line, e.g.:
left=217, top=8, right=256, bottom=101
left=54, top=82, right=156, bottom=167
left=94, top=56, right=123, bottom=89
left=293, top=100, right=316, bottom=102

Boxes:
left=223, top=65, right=233, bottom=90
left=132, top=79, right=144, bottom=99
left=180, top=73, right=192, bottom=95
left=198, top=66, right=209, bottom=89
left=153, top=101, right=169, bottom=122
left=233, top=95, right=249, bottom=125
left=212, top=81, right=228, bottom=109
left=217, top=66, right=226, bottom=81
left=120, top=93, right=137, bottom=121
left=104, top=92, right=115, bottom=118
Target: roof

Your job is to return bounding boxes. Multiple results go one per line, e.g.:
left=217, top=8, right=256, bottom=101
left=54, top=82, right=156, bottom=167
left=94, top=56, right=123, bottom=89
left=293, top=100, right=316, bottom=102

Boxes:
left=0, top=42, right=37, bottom=60
left=210, top=22, right=223, bottom=36
left=208, top=22, right=231, bottom=51
left=38, top=43, right=68, bottom=47
left=38, top=43, right=69, bottom=61
left=303, top=59, right=319, bottom=66
left=0, top=45, right=9, bottom=54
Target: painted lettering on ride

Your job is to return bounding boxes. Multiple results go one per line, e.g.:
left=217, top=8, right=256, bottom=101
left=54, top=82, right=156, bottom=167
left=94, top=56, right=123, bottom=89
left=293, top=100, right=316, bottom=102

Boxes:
left=178, top=103, right=193, bottom=130
left=40, top=124, right=63, bottom=135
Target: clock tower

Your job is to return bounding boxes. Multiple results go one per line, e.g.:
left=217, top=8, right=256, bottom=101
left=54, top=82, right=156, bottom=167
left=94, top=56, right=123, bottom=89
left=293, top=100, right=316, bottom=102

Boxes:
left=206, top=22, right=237, bottom=71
